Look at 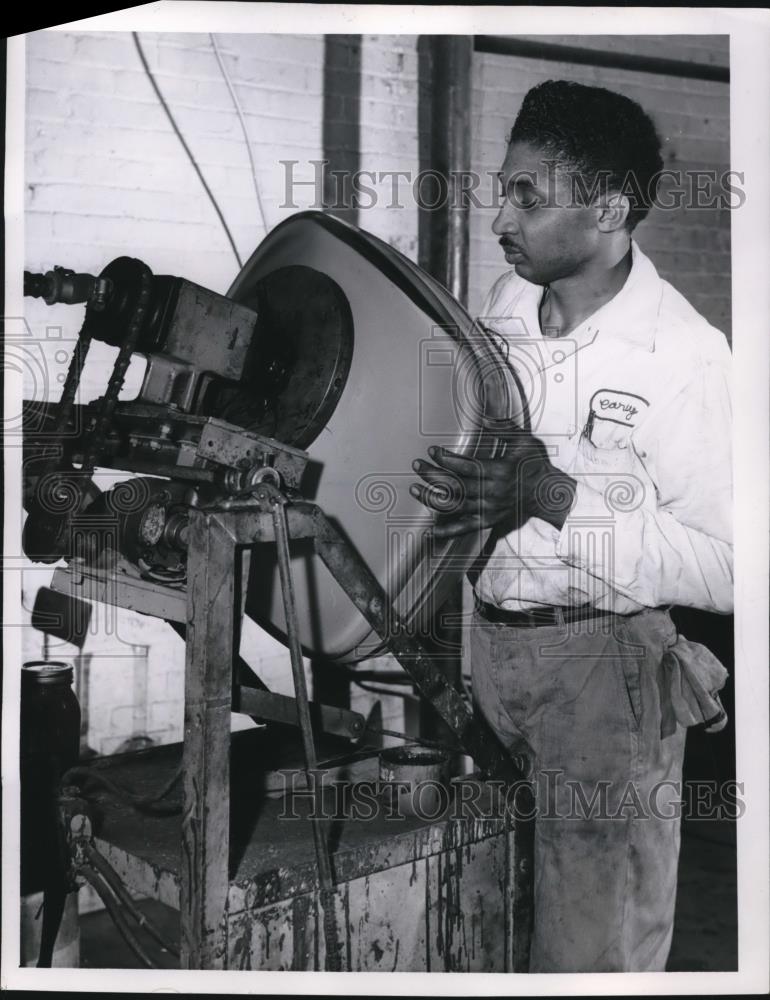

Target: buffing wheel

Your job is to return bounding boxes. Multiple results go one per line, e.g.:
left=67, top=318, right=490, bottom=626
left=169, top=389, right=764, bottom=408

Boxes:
left=228, top=211, right=528, bottom=660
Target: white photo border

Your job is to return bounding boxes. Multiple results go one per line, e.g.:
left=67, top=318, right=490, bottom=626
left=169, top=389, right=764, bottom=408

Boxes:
left=3, top=4, right=768, bottom=995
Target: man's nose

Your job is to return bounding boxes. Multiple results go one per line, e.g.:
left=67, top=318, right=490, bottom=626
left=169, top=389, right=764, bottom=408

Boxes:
left=492, top=199, right=519, bottom=237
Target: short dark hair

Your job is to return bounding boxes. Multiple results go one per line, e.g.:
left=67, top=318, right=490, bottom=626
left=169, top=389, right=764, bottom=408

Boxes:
left=508, top=80, right=664, bottom=230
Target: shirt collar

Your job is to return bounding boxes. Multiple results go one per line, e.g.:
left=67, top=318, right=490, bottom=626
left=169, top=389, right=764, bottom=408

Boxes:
left=517, top=239, right=663, bottom=352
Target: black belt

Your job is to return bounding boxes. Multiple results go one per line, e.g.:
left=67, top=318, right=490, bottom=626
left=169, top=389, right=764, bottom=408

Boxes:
left=474, top=597, right=618, bottom=628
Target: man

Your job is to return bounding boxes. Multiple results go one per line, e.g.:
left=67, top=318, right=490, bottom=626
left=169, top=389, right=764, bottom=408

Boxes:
left=411, top=81, right=733, bottom=972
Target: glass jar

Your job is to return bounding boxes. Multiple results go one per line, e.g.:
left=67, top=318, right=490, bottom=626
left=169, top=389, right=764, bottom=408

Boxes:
left=20, top=661, right=81, bottom=896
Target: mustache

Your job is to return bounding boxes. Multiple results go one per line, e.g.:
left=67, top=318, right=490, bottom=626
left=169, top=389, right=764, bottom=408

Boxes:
left=499, top=237, right=524, bottom=251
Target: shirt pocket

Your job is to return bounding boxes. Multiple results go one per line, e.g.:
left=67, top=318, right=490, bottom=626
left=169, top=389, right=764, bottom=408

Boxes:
left=577, top=412, right=637, bottom=472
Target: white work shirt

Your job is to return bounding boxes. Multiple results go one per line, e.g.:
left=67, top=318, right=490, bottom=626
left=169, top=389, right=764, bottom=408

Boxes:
left=474, top=240, right=733, bottom=615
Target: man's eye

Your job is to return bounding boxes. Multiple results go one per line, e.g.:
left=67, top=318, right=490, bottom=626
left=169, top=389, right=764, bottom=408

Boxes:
left=515, top=188, right=537, bottom=208
left=506, top=184, right=537, bottom=209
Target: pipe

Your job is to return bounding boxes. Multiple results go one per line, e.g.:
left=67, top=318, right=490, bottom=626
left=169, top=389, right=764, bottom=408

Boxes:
left=474, top=36, right=729, bottom=84
left=418, top=36, right=473, bottom=305
left=85, top=845, right=180, bottom=958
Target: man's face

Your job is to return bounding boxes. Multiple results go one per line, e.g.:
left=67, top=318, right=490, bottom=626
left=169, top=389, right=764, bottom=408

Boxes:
left=492, top=140, right=603, bottom=286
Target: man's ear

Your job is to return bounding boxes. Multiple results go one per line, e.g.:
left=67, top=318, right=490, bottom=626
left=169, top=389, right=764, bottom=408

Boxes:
left=596, top=193, right=630, bottom=233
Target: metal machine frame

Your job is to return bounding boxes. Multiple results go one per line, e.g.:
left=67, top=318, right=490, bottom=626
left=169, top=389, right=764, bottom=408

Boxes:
left=166, top=484, right=528, bottom=966
left=47, top=474, right=532, bottom=969
left=24, top=223, right=533, bottom=970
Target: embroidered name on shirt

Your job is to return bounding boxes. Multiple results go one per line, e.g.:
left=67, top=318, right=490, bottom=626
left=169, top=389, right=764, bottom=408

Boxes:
left=589, top=389, right=650, bottom=427
left=601, top=398, right=637, bottom=420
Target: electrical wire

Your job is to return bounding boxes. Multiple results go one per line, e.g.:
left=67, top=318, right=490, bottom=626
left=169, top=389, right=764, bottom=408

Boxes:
left=315, top=745, right=386, bottom=770
left=84, top=844, right=180, bottom=958
left=320, top=635, right=391, bottom=665
left=343, top=640, right=393, bottom=665
left=354, top=680, right=419, bottom=702
left=371, top=726, right=453, bottom=750
left=131, top=32, right=243, bottom=269
left=209, top=33, right=269, bottom=236
left=315, top=728, right=454, bottom=772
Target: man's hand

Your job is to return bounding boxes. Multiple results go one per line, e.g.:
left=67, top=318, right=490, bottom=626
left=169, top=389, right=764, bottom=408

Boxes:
left=410, top=431, right=577, bottom=539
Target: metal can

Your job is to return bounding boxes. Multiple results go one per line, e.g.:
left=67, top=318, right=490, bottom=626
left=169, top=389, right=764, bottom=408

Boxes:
left=378, top=745, right=450, bottom=818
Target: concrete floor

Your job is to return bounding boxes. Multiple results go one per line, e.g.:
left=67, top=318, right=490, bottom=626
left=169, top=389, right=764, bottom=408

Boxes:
left=667, top=817, right=738, bottom=972
left=78, top=816, right=738, bottom=972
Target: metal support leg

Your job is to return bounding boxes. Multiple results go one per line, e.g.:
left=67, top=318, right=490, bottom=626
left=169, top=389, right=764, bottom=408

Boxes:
left=272, top=500, right=342, bottom=971
left=310, top=508, right=528, bottom=784
left=180, top=509, right=237, bottom=969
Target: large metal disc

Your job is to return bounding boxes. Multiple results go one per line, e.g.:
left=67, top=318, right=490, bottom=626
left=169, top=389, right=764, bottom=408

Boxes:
left=228, top=211, right=527, bottom=660
left=207, top=264, right=354, bottom=449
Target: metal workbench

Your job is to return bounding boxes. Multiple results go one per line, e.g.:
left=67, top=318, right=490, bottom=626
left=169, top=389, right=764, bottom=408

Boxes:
left=82, top=728, right=533, bottom=971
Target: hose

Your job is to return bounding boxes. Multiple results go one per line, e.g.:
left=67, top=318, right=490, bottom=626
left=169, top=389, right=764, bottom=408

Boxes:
left=62, top=766, right=182, bottom=815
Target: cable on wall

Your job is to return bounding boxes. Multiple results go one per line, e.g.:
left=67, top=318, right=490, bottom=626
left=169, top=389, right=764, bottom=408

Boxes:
left=131, top=32, right=243, bottom=269
left=210, top=33, right=270, bottom=236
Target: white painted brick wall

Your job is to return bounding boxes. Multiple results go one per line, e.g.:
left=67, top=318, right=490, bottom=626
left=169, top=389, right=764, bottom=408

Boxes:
left=469, top=37, right=731, bottom=338
left=358, top=36, right=419, bottom=264
left=25, top=30, right=327, bottom=302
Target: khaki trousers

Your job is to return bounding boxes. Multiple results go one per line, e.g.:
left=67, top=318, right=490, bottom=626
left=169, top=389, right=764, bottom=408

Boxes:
left=470, top=607, right=687, bottom=972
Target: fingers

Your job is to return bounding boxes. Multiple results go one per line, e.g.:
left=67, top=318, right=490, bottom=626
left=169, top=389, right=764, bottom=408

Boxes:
left=409, top=443, right=539, bottom=529
left=424, top=447, right=482, bottom=477
left=410, top=459, right=460, bottom=490
left=409, top=478, right=478, bottom=516
left=406, top=478, right=482, bottom=537
left=412, top=453, right=483, bottom=498
left=409, top=480, right=455, bottom=512
left=430, top=515, right=483, bottom=539
left=411, top=455, right=482, bottom=502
